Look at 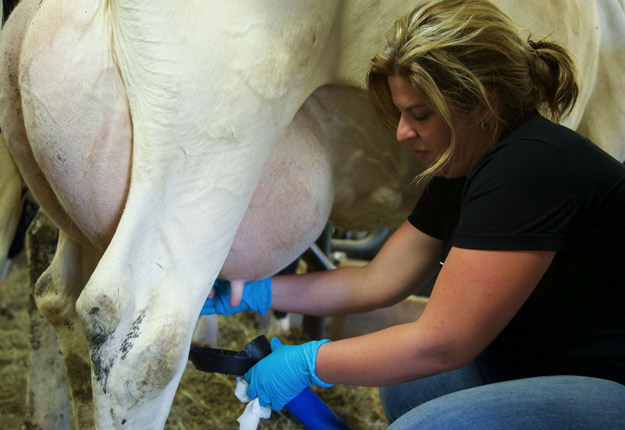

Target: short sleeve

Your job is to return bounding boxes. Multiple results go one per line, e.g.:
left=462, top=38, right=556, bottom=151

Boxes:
left=454, top=139, right=587, bottom=251
left=408, top=176, right=466, bottom=240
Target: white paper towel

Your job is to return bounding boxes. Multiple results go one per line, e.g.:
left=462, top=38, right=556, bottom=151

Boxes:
left=235, top=377, right=271, bottom=430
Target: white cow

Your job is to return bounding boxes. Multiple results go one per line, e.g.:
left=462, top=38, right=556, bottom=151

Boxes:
left=1, top=1, right=624, bottom=429
left=0, top=132, right=25, bottom=283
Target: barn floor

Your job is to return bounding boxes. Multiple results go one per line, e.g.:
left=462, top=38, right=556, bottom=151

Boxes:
left=0, top=255, right=389, bottom=430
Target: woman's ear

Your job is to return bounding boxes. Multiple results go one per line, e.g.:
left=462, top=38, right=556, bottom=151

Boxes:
left=477, top=93, right=500, bottom=132
left=479, top=109, right=493, bottom=132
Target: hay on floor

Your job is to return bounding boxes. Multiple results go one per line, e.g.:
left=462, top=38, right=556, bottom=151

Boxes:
left=0, top=256, right=389, bottom=429
left=167, top=311, right=389, bottom=429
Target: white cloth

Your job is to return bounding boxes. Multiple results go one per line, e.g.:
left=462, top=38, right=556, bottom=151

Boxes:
left=235, top=377, right=271, bottom=430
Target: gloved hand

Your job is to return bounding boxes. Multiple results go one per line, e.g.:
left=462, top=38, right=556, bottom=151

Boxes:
left=200, top=278, right=272, bottom=315
left=244, top=337, right=333, bottom=411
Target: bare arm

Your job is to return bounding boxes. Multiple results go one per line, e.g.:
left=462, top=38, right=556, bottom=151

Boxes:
left=314, top=247, right=556, bottom=386
left=269, top=220, right=442, bottom=316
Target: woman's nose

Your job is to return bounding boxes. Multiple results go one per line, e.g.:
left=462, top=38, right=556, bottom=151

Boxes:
left=396, top=115, right=417, bottom=142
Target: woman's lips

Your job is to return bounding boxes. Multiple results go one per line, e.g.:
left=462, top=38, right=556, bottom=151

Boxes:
left=413, top=149, right=429, bottom=160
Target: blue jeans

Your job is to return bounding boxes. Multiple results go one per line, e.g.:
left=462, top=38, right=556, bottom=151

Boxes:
left=379, top=360, right=625, bottom=429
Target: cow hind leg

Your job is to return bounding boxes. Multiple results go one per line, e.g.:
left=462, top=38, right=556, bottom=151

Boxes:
left=24, top=210, right=70, bottom=430
left=33, top=225, right=102, bottom=429
left=0, top=133, right=26, bottom=290
left=191, top=314, right=219, bottom=348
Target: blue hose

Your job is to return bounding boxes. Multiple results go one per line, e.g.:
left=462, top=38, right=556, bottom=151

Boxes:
left=286, top=387, right=350, bottom=430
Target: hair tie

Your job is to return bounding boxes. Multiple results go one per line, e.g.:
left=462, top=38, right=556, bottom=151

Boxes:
left=528, top=39, right=539, bottom=51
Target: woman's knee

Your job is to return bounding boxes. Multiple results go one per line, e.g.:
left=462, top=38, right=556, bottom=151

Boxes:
left=387, top=375, right=625, bottom=430
left=379, top=382, right=422, bottom=423
left=380, top=362, right=485, bottom=423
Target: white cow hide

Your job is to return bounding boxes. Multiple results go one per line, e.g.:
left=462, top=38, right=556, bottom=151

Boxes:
left=0, top=1, right=623, bottom=429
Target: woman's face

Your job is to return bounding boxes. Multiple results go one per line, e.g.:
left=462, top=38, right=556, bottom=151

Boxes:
left=388, top=75, right=491, bottom=177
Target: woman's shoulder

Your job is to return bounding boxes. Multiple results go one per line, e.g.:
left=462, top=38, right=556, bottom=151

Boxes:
left=498, top=113, right=585, bottom=155
left=478, top=113, right=623, bottom=184
left=472, top=113, right=601, bottom=182
left=464, top=115, right=591, bottom=208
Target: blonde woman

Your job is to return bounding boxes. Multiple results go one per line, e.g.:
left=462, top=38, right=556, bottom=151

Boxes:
left=204, top=0, right=625, bottom=427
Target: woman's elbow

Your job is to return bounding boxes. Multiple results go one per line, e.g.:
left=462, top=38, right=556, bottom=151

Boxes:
left=415, top=339, right=483, bottom=376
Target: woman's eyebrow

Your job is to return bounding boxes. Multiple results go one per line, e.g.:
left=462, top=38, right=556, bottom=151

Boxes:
left=394, top=103, right=427, bottom=111
left=406, top=103, right=428, bottom=110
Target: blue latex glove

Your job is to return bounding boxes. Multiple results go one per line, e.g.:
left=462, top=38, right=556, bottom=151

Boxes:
left=200, top=278, right=272, bottom=315
left=244, top=337, right=333, bottom=411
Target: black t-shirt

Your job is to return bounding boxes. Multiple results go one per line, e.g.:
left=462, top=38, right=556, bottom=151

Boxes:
left=409, top=113, right=625, bottom=385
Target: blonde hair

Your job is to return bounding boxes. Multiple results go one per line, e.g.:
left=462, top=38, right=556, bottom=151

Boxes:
left=368, top=0, right=579, bottom=180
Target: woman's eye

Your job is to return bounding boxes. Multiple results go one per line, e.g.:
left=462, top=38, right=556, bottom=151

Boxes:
left=412, top=113, right=429, bottom=121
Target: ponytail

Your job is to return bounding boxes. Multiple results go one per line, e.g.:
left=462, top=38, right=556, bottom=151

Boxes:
left=527, top=38, right=579, bottom=122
